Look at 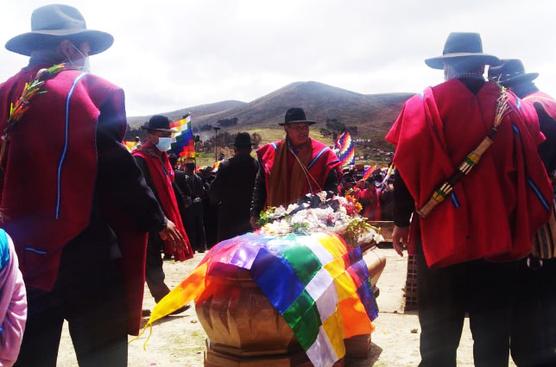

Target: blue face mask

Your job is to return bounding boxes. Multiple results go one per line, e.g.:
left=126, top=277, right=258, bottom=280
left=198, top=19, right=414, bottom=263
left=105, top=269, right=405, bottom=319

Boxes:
left=156, top=137, right=173, bottom=152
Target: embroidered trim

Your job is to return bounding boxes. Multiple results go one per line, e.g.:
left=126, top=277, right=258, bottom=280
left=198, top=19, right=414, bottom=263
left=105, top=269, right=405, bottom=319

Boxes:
left=24, top=247, right=47, bottom=255
left=450, top=192, right=461, bottom=208
left=527, top=177, right=550, bottom=212
left=55, top=72, right=87, bottom=219
left=307, top=147, right=329, bottom=170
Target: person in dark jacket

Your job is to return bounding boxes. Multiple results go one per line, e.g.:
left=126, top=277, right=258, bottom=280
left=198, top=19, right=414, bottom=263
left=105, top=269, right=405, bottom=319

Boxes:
left=183, top=159, right=208, bottom=251
left=209, top=133, right=259, bottom=242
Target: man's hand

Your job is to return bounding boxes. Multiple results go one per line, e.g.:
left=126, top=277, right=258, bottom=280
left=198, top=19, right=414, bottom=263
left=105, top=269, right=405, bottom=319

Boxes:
left=159, top=219, right=185, bottom=250
left=392, top=225, right=410, bottom=257
left=250, top=216, right=260, bottom=230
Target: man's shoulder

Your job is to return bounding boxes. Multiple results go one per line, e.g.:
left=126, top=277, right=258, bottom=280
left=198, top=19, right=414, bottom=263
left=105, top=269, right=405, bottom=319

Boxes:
left=258, top=140, right=282, bottom=151
left=228, top=154, right=258, bottom=168
left=256, top=140, right=283, bottom=160
left=310, top=138, right=335, bottom=155
left=80, top=72, right=122, bottom=93
left=0, top=67, right=33, bottom=94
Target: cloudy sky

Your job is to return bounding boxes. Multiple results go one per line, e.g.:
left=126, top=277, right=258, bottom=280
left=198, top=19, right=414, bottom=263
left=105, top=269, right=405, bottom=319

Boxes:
left=1, top=0, right=555, bottom=116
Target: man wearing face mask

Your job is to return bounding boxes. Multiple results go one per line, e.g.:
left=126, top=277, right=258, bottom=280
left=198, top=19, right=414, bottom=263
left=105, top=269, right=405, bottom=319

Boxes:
left=250, top=108, right=341, bottom=226
left=0, top=4, right=183, bottom=366
left=133, top=115, right=193, bottom=304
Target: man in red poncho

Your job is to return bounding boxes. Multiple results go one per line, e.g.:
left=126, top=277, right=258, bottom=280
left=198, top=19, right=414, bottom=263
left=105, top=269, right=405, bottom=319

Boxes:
left=250, top=108, right=341, bottom=223
left=489, top=59, right=556, bottom=366
left=387, top=33, right=552, bottom=366
left=0, top=4, right=183, bottom=366
left=134, top=115, right=193, bottom=304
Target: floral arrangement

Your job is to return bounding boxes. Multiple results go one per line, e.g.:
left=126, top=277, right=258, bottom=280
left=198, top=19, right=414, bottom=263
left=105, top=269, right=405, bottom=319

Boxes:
left=259, top=191, right=383, bottom=246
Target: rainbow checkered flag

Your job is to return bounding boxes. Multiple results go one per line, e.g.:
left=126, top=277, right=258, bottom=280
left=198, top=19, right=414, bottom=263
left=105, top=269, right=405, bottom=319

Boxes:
left=146, top=232, right=377, bottom=367
left=335, top=130, right=355, bottom=167
left=170, top=114, right=196, bottom=158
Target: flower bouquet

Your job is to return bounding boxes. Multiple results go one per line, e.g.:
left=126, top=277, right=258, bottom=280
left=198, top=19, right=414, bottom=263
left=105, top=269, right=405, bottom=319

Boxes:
left=258, top=191, right=384, bottom=246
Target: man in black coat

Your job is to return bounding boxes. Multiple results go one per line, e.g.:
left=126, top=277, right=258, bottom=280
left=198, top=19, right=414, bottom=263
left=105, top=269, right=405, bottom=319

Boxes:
left=210, top=133, right=259, bottom=242
left=182, top=160, right=208, bottom=251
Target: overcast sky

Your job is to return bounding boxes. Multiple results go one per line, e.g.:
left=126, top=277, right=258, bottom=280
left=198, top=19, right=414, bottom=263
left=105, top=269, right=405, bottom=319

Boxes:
left=1, top=0, right=555, bottom=116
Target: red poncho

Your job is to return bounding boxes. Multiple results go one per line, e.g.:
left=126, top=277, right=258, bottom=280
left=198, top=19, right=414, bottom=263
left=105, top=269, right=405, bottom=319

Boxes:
left=0, top=65, right=149, bottom=334
left=133, top=145, right=193, bottom=260
left=524, top=91, right=556, bottom=121
left=257, top=138, right=340, bottom=208
left=386, top=79, right=552, bottom=268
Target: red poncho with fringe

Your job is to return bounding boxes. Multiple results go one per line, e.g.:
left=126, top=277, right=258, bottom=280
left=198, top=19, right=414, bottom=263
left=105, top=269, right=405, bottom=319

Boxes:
left=386, top=79, right=552, bottom=268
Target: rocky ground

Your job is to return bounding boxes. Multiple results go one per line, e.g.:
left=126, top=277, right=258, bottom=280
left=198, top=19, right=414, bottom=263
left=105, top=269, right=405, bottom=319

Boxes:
left=57, top=248, right=517, bottom=366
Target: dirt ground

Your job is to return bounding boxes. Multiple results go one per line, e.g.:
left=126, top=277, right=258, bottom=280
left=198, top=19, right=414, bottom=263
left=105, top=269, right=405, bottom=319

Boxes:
left=56, top=248, right=517, bottom=366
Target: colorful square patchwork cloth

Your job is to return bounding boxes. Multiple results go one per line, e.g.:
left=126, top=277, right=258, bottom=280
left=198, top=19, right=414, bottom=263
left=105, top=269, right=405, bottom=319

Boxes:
left=148, top=231, right=378, bottom=367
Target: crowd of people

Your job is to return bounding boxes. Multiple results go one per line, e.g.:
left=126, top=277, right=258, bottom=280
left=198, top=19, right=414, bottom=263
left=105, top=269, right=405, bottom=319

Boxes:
left=0, top=4, right=555, bottom=367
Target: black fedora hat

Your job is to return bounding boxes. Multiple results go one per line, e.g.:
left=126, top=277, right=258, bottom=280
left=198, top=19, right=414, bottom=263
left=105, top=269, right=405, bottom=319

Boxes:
left=425, top=32, right=500, bottom=70
left=233, top=132, right=253, bottom=148
left=6, top=4, right=113, bottom=56
left=488, top=59, right=539, bottom=85
left=279, top=107, right=316, bottom=126
left=142, top=115, right=173, bottom=133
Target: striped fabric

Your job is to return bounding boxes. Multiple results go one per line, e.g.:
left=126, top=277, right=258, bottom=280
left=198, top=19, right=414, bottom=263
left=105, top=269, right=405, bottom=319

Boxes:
left=533, top=195, right=556, bottom=259
left=147, top=232, right=377, bottom=367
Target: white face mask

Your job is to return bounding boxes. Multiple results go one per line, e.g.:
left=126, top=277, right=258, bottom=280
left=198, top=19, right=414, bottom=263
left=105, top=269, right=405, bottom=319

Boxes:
left=156, top=137, right=173, bottom=152
left=67, top=43, right=90, bottom=72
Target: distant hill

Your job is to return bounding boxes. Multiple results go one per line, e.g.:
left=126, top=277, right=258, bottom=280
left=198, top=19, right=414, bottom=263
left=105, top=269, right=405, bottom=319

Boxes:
left=128, top=81, right=412, bottom=136
left=127, top=100, right=247, bottom=127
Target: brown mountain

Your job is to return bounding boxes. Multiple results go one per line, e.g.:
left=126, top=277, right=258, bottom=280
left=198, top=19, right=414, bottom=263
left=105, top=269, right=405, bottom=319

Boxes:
left=127, top=100, right=247, bottom=127
left=128, top=81, right=412, bottom=135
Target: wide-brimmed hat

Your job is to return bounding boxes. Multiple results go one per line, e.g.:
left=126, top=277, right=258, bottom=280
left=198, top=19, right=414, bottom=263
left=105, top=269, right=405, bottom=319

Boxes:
left=488, top=59, right=539, bottom=85
left=279, top=107, right=316, bottom=126
left=425, top=32, right=500, bottom=70
left=6, top=4, right=114, bottom=56
left=142, top=115, right=173, bottom=133
left=234, top=132, right=253, bottom=148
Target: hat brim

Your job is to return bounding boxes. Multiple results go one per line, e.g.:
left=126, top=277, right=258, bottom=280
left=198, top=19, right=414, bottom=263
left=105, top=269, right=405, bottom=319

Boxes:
left=5, top=29, right=113, bottom=56
left=425, top=53, right=501, bottom=70
left=279, top=119, right=317, bottom=126
left=496, top=72, right=539, bottom=86
left=142, top=126, right=173, bottom=133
